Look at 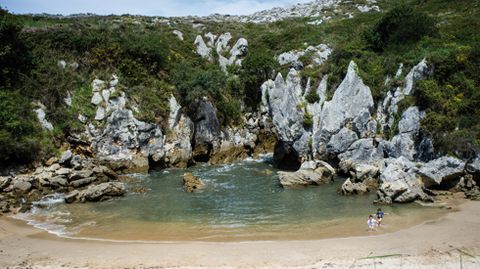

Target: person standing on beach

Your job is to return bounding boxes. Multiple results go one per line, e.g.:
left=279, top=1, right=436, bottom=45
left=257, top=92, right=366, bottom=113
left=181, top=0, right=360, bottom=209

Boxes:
left=367, top=215, right=377, bottom=231
left=376, top=208, right=385, bottom=226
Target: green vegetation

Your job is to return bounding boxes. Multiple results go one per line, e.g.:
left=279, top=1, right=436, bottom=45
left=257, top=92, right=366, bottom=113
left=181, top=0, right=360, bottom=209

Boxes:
left=305, top=88, right=320, bottom=104
left=0, top=0, right=479, bottom=166
left=363, top=5, right=437, bottom=52
left=302, top=111, right=314, bottom=129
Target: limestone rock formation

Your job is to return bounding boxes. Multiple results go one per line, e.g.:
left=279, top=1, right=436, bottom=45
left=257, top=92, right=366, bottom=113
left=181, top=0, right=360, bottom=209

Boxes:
left=419, top=156, right=465, bottom=188
left=194, top=32, right=248, bottom=72
left=85, top=76, right=165, bottom=173
left=192, top=100, right=221, bottom=162
left=277, top=44, right=332, bottom=69
left=314, top=61, right=375, bottom=157
left=79, top=182, right=126, bottom=202
left=278, top=160, right=335, bottom=188
left=340, top=178, right=369, bottom=195
left=33, top=105, right=53, bottom=131
left=376, top=157, right=431, bottom=204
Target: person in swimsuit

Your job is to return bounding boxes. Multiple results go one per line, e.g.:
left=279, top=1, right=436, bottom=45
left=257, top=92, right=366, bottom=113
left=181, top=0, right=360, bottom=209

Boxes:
left=376, top=208, right=385, bottom=226
left=367, top=215, right=377, bottom=231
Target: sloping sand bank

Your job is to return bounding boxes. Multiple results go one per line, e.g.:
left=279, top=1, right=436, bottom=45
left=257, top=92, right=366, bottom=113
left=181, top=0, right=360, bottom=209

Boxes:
left=0, top=200, right=479, bottom=269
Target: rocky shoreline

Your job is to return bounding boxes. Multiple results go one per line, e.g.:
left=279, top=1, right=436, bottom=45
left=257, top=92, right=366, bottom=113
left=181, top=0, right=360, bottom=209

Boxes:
left=1, top=34, right=479, bottom=216
left=2, top=56, right=480, bottom=216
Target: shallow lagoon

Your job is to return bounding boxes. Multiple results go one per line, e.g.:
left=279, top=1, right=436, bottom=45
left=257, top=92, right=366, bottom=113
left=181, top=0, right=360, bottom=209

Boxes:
left=18, top=157, right=446, bottom=241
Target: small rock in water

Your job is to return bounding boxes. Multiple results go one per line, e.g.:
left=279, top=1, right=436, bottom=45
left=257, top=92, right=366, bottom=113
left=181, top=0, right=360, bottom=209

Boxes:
left=183, top=172, right=204, bottom=193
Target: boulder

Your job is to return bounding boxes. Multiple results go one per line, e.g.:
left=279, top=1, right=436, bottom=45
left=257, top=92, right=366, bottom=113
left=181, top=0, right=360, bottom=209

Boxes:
left=183, top=173, right=204, bottom=193
left=45, top=157, right=58, bottom=166
left=95, top=106, right=106, bottom=121
left=69, top=170, right=94, bottom=181
left=466, top=156, right=480, bottom=183
left=55, top=168, right=71, bottom=176
left=46, top=163, right=61, bottom=172
left=64, top=190, right=80, bottom=203
left=91, top=92, right=103, bottom=105
left=0, top=176, right=12, bottom=191
left=92, top=165, right=118, bottom=179
left=70, top=177, right=96, bottom=188
left=376, top=157, right=431, bottom=204
left=278, top=160, right=335, bottom=188
left=79, top=182, right=126, bottom=202
left=12, top=180, right=32, bottom=193
left=340, top=178, right=369, bottom=195
left=419, top=156, right=465, bottom=188
left=35, top=171, right=53, bottom=186
left=49, top=176, right=68, bottom=187
left=350, top=163, right=380, bottom=182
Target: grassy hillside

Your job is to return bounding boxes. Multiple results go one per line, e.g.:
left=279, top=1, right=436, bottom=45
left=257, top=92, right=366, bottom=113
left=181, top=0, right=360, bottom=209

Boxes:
left=0, top=0, right=479, bottom=166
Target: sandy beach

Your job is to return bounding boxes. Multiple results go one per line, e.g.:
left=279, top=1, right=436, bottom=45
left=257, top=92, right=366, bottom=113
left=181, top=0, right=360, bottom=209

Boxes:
left=0, top=197, right=478, bottom=269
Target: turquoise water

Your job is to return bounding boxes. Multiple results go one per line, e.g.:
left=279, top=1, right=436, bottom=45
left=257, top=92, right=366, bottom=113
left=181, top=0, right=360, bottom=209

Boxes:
left=18, top=157, right=445, bottom=241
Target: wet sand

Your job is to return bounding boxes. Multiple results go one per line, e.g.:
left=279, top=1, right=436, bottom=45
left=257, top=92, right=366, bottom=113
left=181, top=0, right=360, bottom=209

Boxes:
left=0, top=195, right=479, bottom=268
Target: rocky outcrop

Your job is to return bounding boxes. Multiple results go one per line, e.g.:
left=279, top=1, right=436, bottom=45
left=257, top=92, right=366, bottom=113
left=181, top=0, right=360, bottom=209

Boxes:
left=77, top=182, right=126, bottom=202
left=277, top=44, right=332, bottom=69
left=203, top=0, right=380, bottom=24
left=382, top=107, right=426, bottom=161
left=339, top=161, right=380, bottom=183
left=278, top=160, right=335, bottom=188
left=81, top=76, right=165, bottom=173
left=340, top=178, right=369, bottom=195
left=314, top=61, right=376, bottom=158
left=466, top=156, right=480, bottom=184
left=172, top=30, right=184, bottom=41
left=183, top=172, right=204, bottom=192
left=158, top=95, right=194, bottom=168
left=375, top=157, right=432, bottom=204
left=194, top=32, right=248, bottom=72
left=192, top=100, right=221, bottom=162
left=33, top=104, right=53, bottom=131
left=0, top=155, right=122, bottom=213
left=419, top=156, right=465, bottom=188
left=377, top=59, right=430, bottom=133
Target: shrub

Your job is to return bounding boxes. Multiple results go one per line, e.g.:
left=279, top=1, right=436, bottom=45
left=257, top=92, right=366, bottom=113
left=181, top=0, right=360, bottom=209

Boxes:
left=239, top=48, right=278, bottom=109
left=305, top=89, right=320, bottom=103
left=302, top=112, right=313, bottom=129
left=0, top=90, right=41, bottom=164
left=0, top=8, right=31, bottom=88
left=364, top=5, right=436, bottom=52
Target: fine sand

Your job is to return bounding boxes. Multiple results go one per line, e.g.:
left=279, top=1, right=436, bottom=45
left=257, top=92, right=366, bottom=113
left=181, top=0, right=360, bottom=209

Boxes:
left=0, top=199, right=479, bottom=269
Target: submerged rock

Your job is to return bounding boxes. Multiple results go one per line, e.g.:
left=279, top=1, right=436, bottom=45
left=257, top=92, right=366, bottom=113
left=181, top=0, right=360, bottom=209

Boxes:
left=183, top=173, right=204, bottom=193
left=278, top=160, right=335, bottom=188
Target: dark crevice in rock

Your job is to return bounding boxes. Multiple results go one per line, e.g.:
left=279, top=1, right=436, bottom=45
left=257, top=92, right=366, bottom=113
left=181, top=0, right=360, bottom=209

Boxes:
left=273, top=140, right=301, bottom=171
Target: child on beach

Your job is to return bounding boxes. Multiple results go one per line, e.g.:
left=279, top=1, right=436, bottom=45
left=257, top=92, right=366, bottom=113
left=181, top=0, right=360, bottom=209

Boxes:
left=367, top=215, right=377, bottom=231
left=376, top=208, right=385, bottom=226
